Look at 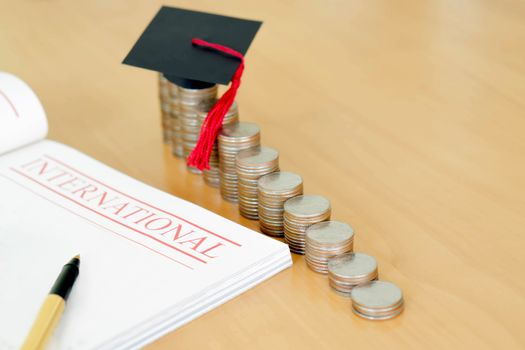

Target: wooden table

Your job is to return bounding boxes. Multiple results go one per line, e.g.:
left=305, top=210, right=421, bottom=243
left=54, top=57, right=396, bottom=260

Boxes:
left=2, top=1, right=524, bottom=348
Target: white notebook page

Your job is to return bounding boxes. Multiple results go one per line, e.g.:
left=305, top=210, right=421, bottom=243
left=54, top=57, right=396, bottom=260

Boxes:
left=0, top=72, right=47, bottom=155
left=0, top=135, right=290, bottom=349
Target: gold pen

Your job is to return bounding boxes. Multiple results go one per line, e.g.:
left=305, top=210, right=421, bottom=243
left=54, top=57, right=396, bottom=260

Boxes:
left=21, top=255, right=80, bottom=350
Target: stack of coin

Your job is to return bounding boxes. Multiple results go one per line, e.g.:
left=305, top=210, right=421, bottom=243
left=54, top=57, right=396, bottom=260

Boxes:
left=218, top=122, right=261, bottom=201
left=305, top=221, right=354, bottom=273
left=169, top=83, right=183, bottom=157
left=257, top=172, right=303, bottom=237
left=236, top=147, right=280, bottom=219
left=197, top=100, right=239, bottom=187
left=179, top=85, right=218, bottom=173
left=351, top=281, right=404, bottom=320
left=327, top=252, right=378, bottom=295
left=283, top=195, right=331, bottom=254
left=158, top=74, right=171, bottom=144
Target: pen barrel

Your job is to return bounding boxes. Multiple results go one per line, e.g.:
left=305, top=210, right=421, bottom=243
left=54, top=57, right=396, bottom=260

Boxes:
left=20, top=294, right=65, bottom=350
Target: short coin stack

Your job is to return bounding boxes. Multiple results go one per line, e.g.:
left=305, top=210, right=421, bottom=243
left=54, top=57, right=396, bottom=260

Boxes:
left=169, top=83, right=183, bottom=157
left=305, top=221, right=354, bottom=273
left=327, top=252, right=378, bottom=295
left=257, top=172, right=303, bottom=237
left=179, top=85, right=218, bottom=173
left=350, top=281, right=404, bottom=320
left=158, top=74, right=171, bottom=144
left=218, top=122, right=261, bottom=202
left=197, top=101, right=239, bottom=187
left=236, top=147, right=280, bottom=219
left=283, top=195, right=331, bottom=254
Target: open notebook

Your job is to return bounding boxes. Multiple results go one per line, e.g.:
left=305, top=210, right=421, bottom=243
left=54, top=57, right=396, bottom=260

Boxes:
left=0, top=72, right=292, bottom=349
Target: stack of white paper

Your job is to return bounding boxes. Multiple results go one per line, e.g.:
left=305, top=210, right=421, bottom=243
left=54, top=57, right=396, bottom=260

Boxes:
left=0, top=72, right=292, bottom=349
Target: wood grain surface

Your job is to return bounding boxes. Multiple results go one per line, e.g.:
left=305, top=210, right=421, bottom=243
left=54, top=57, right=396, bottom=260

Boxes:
left=1, top=0, right=524, bottom=348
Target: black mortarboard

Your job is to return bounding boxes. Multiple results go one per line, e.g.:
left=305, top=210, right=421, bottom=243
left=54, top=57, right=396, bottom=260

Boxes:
left=123, top=6, right=262, bottom=170
left=122, top=6, right=262, bottom=88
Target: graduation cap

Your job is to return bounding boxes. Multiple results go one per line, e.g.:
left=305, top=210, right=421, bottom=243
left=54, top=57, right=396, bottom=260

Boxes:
left=123, top=6, right=262, bottom=170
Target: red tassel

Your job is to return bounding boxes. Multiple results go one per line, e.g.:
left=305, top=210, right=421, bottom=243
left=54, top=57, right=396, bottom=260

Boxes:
left=187, top=38, right=245, bottom=171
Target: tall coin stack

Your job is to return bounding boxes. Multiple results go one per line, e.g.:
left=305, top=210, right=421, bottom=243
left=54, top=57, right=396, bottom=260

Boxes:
left=351, top=281, right=404, bottom=320
left=257, top=172, right=303, bottom=237
left=236, top=147, right=280, bottom=219
left=327, top=252, right=378, bottom=295
left=179, top=85, right=218, bottom=173
left=305, top=221, right=354, bottom=273
left=158, top=74, right=171, bottom=144
left=283, top=195, right=331, bottom=254
left=197, top=101, right=239, bottom=187
left=169, top=83, right=183, bottom=157
left=218, top=122, right=261, bottom=202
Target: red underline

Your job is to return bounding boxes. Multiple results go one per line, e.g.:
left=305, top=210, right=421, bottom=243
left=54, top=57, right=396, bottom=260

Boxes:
left=9, top=167, right=207, bottom=264
left=0, top=174, right=194, bottom=270
left=44, top=154, right=241, bottom=247
left=0, top=88, right=19, bottom=118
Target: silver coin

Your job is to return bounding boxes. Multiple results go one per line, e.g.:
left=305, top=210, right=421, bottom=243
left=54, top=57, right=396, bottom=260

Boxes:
left=197, top=99, right=238, bottom=119
left=237, top=147, right=279, bottom=167
left=328, top=252, right=378, bottom=280
left=351, top=281, right=404, bottom=320
left=258, top=172, right=303, bottom=193
left=306, top=221, right=354, bottom=245
left=219, top=122, right=260, bottom=141
left=284, top=195, right=331, bottom=218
